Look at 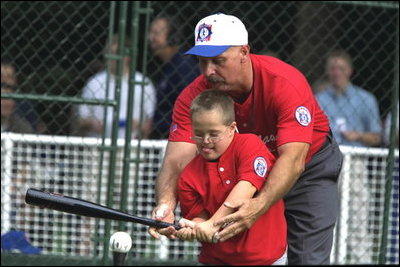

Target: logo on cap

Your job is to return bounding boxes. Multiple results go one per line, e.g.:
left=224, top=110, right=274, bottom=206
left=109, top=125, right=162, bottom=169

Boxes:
left=253, top=156, right=267, bottom=178
left=295, top=106, right=311, bottom=126
left=197, top=23, right=212, bottom=42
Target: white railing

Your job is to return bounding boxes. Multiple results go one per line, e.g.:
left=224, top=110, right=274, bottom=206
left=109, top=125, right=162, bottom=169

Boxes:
left=1, top=133, right=398, bottom=264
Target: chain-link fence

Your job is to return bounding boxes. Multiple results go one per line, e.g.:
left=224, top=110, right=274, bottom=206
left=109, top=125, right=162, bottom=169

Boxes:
left=1, top=1, right=399, bottom=265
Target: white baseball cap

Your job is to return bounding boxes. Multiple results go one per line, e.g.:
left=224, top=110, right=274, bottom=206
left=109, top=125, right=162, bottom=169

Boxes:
left=184, top=13, right=248, bottom=57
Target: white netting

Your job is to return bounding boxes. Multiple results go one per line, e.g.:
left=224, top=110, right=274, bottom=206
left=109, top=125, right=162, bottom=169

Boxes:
left=1, top=133, right=199, bottom=260
left=1, top=133, right=398, bottom=264
left=332, top=146, right=399, bottom=264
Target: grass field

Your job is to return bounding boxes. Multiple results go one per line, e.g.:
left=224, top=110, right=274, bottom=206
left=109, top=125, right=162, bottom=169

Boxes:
left=1, top=252, right=197, bottom=266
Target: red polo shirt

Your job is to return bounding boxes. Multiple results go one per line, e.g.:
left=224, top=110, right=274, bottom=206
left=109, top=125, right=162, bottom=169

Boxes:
left=178, top=133, right=286, bottom=265
left=169, top=54, right=330, bottom=162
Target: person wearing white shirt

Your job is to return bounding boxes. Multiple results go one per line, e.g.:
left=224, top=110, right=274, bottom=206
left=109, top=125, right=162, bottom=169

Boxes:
left=78, top=36, right=156, bottom=139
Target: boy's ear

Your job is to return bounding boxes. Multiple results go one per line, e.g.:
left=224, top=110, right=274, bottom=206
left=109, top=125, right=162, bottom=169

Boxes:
left=230, top=122, right=238, bottom=133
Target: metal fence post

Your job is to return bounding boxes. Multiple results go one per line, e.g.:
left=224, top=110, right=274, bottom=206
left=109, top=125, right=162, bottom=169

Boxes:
left=379, top=13, right=399, bottom=265
left=101, top=2, right=129, bottom=265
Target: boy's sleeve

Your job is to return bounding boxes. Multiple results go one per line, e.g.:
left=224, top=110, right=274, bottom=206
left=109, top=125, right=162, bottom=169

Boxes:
left=236, top=136, right=276, bottom=191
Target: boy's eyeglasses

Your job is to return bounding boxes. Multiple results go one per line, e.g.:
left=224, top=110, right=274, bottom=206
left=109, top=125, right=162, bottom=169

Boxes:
left=190, top=127, right=230, bottom=144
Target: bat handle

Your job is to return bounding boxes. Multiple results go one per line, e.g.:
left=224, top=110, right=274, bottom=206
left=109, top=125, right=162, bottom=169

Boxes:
left=163, top=222, right=182, bottom=231
left=149, top=220, right=182, bottom=230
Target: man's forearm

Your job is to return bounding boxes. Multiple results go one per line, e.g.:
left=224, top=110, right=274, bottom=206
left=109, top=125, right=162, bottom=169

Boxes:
left=343, top=131, right=381, bottom=146
left=155, top=169, right=179, bottom=209
left=255, top=149, right=306, bottom=215
left=211, top=181, right=257, bottom=221
left=212, top=143, right=308, bottom=242
left=360, top=132, right=381, bottom=146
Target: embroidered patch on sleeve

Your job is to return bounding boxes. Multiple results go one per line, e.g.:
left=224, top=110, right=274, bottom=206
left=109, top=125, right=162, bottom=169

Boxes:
left=295, top=106, right=311, bottom=126
left=253, top=156, right=268, bottom=178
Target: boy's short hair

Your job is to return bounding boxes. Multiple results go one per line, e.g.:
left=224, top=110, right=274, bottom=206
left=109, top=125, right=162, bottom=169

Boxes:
left=190, top=89, right=235, bottom=125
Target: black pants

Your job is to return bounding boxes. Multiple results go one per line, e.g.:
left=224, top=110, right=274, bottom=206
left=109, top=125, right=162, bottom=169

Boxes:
left=284, top=133, right=343, bottom=265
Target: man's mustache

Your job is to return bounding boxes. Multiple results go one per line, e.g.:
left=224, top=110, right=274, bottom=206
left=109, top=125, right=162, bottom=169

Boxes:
left=206, top=76, right=225, bottom=83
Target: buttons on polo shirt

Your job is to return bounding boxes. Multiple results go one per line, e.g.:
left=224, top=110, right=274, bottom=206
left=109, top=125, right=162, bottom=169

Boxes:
left=218, top=166, right=231, bottom=185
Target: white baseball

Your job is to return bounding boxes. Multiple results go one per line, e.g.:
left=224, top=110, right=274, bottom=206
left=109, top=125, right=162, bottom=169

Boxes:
left=109, top=232, right=132, bottom=253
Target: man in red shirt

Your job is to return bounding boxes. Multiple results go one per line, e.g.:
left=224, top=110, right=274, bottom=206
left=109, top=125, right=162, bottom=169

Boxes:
left=174, top=89, right=286, bottom=265
left=148, top=13, right=343, bottom=265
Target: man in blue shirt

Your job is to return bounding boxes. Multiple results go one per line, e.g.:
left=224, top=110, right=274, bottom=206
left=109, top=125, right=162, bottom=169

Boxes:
left=316, top=49, right=381, bottom=147
left=316, top=49, right=382, bottom=264
left=148, top=14, right=200, bottom=139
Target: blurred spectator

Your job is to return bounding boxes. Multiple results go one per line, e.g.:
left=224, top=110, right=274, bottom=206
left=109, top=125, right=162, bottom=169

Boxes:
left=1, top=59, right=17, bottom=87
left=312, top=76, right=329, bottom=94
left=316, top=49, right=382, bottom=263
left=1, top=60, right=41, bottom=254
left=1, top=60, right=43, bottom=133
left=1, top=83, right=34, bottom=134
left=148, top=14, right=200, bottom=139
left=77, top=35, right=156, bottom=139
left=316, top=49, right=382, bottom=147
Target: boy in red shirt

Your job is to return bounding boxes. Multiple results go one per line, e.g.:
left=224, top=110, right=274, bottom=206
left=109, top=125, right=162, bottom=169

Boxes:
left=173, top=89, right=287, bottom=265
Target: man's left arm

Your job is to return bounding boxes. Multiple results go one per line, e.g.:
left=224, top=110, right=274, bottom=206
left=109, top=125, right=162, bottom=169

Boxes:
left=342, top=131, right=381, bottom=146
left=364, top=93, right=382, bottom=146
left=344, top=94, right=382, bottom=146
left=213, top=142, right=309, bottom=242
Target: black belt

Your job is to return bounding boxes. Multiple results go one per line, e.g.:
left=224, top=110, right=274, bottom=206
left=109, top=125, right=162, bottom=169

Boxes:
left=304, top=130, right=334, bottom=171
left=318, top=130, right=333, bottom=152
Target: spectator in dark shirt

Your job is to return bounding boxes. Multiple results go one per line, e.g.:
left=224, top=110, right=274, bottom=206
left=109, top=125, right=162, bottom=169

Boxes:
left=1, top=83, right=34, bottom=134
left=148, top=14, right=200, bottom=139
left=1, top=60, right=43, bottom=133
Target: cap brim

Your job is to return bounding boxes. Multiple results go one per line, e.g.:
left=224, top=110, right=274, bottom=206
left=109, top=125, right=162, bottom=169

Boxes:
left=184, top=45, right=231, bottom=57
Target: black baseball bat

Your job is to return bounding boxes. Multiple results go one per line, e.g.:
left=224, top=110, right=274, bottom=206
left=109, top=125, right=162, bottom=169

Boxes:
left=25, top=188, right=181, bottom=230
